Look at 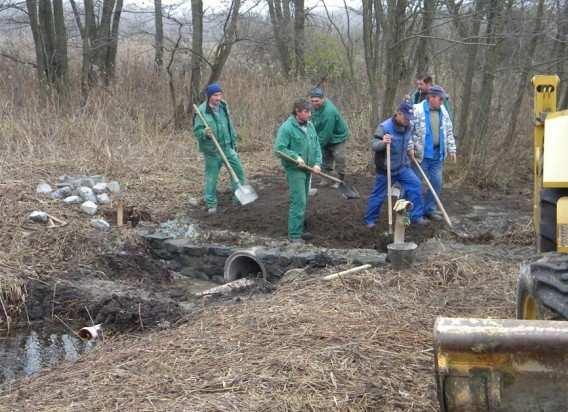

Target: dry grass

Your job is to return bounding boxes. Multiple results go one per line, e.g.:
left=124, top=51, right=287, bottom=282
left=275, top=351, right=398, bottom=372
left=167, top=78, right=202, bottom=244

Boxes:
left=0, top=245, right=519, bottom=411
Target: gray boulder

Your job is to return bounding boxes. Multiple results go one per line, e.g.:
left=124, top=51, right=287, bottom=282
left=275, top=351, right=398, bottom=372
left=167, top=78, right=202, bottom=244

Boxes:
left=36, top=183, right=52, bottom=194
left=29, top=211, right=49, bottom=223
left=96, top=193, right=111, bottom=205
left=80, top=201, right=98, bottom=215
left=91, top=218, right=111, bottom=231
left=63, top=195, right=82, bottom=205
left=78, top=187, right=97, bottom=203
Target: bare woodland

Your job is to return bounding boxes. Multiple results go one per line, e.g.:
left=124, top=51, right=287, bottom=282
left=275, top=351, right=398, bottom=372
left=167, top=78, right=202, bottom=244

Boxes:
left=0, top=1, right=564, bottom=186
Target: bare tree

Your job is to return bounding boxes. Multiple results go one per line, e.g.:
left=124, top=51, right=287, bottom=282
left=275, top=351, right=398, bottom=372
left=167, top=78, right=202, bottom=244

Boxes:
left=189, top=0, right=204, bottom=108
left=414, top=0, right=436, bottom=76
left=382, top=0, right=408, bottom=119
left=25, top=0, right=68, bottom=98
left=321, top=0, right=356, bottom=82
left=503, top=0, right=545, bottom=146
left=293, top=0, right=305, bottom=77
left=155, top=0, right=164, bottom=68
left=446, top=0, right=486, bottom=144
left=470, top=0, right=506, bottom=165
left=267, top=0, right=293, bottom=77
left=206, top=0, right=241, bottom=85
left=362, top=0, right=383, bottom=127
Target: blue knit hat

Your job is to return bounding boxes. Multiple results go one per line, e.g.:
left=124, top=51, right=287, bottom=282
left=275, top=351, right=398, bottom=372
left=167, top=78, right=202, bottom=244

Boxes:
left=428, top=85, right=447, bottom=98
left=206, top=82, right=222, bottom=98
left=309, top=87, right=324, bottom=98
left=398, top=102, right=414, bottom=120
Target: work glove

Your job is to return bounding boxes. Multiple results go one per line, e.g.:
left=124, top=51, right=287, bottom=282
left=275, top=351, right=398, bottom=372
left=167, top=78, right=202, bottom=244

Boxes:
left=296, top=157, right=305, bottom=166
left=313, top=165, right=321, bottom=174
left=205, top=127, right=213, bottom=139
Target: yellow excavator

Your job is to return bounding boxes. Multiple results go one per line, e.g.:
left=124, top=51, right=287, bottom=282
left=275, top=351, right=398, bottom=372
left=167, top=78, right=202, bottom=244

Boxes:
left=433, top=75, right=568, bottom=411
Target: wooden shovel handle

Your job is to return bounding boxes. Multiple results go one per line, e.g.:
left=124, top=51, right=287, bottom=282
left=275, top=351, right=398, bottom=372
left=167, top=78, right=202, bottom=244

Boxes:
left=275, top=151, right=342, bottom=183
left=387, top=143, right=393, bottom=234
left=412, top=157, right=453, bottom=228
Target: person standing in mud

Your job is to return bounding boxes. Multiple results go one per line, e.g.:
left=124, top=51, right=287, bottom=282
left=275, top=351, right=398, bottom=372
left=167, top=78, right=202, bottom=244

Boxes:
left=274, top=99, right=322, bottom=244
left=364, top=102, right=429, bottom=228
left=308, top=87, right=350, bottom=187
left=410, top=85, right=457, bottom=221
left=193, top=82, right=249, bottom=215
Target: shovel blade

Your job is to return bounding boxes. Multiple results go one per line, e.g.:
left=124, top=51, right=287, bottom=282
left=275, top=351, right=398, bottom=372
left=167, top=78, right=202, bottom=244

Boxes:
left=338, top=182, right=360, bottom=199
left=235, top=184, right=258, bottom=205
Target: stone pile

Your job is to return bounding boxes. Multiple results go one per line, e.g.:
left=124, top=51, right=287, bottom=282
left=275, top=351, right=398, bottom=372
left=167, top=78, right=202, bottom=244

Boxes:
left=32, top=175, right=122, bottom=231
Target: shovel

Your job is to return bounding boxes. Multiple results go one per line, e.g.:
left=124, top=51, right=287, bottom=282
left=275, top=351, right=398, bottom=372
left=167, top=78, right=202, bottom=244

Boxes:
left=412, top=157, right=453, bottom=228
left=276, top=151, right=360, bottom=199
left=193, top=104, right=258, bottom=205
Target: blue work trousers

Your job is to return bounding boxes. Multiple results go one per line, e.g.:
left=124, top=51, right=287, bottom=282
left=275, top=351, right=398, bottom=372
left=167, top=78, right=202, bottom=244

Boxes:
left=420, top=153, right=444, bottom=215
left=364, top=167, right=424, bottom=225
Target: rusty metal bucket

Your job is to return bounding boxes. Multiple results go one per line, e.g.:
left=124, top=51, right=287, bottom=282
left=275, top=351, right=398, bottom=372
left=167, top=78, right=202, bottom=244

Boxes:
left=434, top=317, right=568, bottom=412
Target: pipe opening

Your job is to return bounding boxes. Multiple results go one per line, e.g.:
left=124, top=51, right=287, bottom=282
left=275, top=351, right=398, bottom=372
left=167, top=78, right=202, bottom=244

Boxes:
left=224, top=252, right=267, bottom=282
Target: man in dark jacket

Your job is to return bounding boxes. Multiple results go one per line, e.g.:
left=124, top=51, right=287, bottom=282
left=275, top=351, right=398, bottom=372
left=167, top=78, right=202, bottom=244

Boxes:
left=193, top=82, right=248, bottom=214
left=274, top=99, right=322, bottom=243
left=309, top=87, right=349, bottom=187
left=364, top=102, right=428, bottom=228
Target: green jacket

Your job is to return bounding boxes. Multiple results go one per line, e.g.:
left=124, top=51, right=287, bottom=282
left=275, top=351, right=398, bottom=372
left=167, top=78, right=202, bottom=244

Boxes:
left=310, top=99, right=349, bottom=147
left=274, top=116, right=322, bottom=170
left=193, top=100, right=238, bottom=156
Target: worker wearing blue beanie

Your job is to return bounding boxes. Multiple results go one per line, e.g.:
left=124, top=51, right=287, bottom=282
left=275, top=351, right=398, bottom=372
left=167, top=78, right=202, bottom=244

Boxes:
left=193, top=83, right=248, bottom=214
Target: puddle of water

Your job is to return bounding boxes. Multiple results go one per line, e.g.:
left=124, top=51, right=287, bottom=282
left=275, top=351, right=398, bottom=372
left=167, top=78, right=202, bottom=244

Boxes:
left=0, top=326, right=95, bottom=389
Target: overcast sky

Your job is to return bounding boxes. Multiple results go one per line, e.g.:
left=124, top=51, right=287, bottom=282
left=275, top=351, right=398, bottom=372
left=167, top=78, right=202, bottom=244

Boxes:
left=128, top=0, right=353, bottom=14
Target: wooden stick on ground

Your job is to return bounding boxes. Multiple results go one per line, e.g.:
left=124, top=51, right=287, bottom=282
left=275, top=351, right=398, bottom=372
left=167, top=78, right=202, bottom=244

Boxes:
left=323, top=264, right=372, bottom=281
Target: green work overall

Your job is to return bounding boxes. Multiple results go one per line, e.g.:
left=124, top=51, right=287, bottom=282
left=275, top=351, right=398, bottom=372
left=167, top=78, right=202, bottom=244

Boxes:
left=274, top=116, right=322, bottom=240
left=193, top=101, right=246, bottom=208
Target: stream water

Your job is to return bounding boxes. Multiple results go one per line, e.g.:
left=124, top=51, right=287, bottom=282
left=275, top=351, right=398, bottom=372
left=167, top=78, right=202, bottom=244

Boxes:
left=0, top=325, right=95, bottom=390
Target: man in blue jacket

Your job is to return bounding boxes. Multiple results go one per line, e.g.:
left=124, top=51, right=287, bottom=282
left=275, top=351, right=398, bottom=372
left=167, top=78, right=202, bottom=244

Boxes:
left=364, top=102, right=428, bottom=228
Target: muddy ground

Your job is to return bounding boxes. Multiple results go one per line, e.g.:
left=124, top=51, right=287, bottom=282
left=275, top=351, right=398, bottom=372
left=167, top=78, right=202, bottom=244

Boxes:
left=192, top=172, right=533, bottom=250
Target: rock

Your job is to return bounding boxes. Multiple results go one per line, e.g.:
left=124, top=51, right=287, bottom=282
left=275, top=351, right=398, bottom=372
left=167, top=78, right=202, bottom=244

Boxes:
left=188, top=197, right=200, bottom=207
left=63, top=195, right=82, bottom=204
left=107, top=181, right=120, bottom=194
left=78, top=187, right=97, bottom=203
left=36, top=183, right=52, bottom=194
left=96, top=193, right=111, bottom=204
left=93, top=182, right=108, bottom=194
left=80, top=177, right=96, bottom=188
left=91, top=218, right=110, bottom=231
left=50, top=186, right=72, bottom=199
left=29, top=211, right=49, bottom=223
left=81, top=201, right=98, bottom=215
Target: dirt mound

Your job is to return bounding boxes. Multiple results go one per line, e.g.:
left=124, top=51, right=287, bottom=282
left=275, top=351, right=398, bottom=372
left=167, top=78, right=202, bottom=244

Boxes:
left=192, top=173, right=440, bottom=250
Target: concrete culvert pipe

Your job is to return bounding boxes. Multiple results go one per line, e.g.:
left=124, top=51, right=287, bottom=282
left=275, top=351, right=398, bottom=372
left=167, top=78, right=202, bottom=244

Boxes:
left=224, top=249, right=268, bottom=282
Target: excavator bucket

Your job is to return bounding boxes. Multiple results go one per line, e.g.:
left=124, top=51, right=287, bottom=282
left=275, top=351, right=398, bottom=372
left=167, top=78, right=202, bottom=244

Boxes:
left=434, top=317, right=568, bottom=412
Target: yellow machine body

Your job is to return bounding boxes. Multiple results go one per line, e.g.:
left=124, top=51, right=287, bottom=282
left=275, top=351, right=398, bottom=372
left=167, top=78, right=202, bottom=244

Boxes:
left=434, top=318, right=568, bottom=411
left=543, top=110, right=568, bottom=188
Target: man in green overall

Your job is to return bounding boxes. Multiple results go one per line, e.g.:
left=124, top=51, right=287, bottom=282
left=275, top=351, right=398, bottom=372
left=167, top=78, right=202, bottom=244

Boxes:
left=309, top=87, right=349, bottom=187
left=193, top=83, right=248, bottom=214
left=274, top=99, right=322, bottom=243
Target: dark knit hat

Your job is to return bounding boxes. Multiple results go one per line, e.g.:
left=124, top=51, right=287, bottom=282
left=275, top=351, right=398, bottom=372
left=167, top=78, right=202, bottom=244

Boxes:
left=309, top=87, right=324, bottom=98
left=206, top=82, right=222, bottom=98
left=428, top=85, right=447, bottom=98
left=398, top=102, right=414, bottom=120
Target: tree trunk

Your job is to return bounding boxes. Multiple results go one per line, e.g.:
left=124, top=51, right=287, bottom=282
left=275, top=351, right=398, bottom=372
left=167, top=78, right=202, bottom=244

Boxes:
left=382, top=0, right=407, bottom=120
left=470, top=0, right=505, bottom=165
left=448, top=0, right=486, bottom=146
left=503, top=0, right=545, bottom=146
left=293, top=0, right=305, bottom=77
left=415, top=0, right=435, bottom=76
left=267, top=0, right=292, bottom=77
left=154, top=0, right=164, bottom=68
left=189, top=0, right=204, bottom=110
left=362, top=0, right=383, bottom=127
left=206, top=0, right=241, bottom=85
left=25, top=0, right=48, bottom=92
left=105, top=0, right=123, bottom=82
left=52, top=0, right=68, bottom=98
